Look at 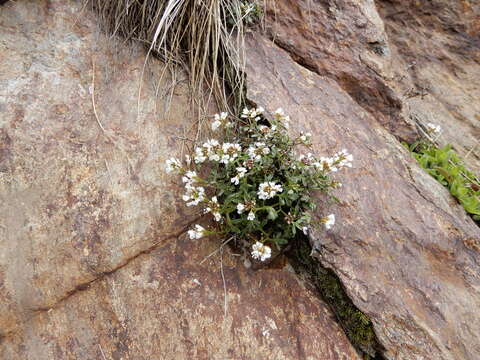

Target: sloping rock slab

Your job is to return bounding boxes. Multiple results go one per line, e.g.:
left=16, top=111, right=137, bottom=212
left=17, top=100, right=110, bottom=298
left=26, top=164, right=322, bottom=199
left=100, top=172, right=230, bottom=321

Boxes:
left=0, top=0, right=199, bottom=336
left=0, top=234, right=362, bottom=360
left=245, top=35, right=480, bottom=360
left=0, top=0, right=362, bottom=359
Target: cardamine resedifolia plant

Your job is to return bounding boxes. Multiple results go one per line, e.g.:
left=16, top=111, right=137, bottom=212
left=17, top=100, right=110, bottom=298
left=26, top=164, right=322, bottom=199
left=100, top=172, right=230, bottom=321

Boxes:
left=166, top=107, right=353, bottom=262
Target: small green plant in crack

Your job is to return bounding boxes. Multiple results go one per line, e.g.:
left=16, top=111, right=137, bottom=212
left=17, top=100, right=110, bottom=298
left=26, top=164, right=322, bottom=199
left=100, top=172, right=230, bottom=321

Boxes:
left=405, top=123, right=480, bottom=222
left=288, top=239, right=382, bottom=359
left=166, top=107, right=353, bottom=262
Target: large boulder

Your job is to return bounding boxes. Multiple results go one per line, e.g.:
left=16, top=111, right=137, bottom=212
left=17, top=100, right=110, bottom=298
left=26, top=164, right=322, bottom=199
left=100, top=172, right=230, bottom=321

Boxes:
left=0, top=0, right=363, bottom=359
left=245, top=23, right=480, bottom=360
left=260, top=0, right=480, bottom=173
left=376, top=0, right=480, bottom=173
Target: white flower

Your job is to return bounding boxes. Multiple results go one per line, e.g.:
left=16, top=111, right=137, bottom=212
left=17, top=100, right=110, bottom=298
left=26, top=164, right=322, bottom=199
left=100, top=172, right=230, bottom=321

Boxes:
left=194, top=146, right=207, bottom=164
left=334, top=149, right=353, bottom=169
left=426, top=122, right=442, bottom=135
left=205, top=196, right=222, bottom=222
left=183, top=186, right=205, bottom=206
left=212, top=112, right=230, bottom=131
left=247, top=211, right=255, bottom=221
left=248, top=142, right=270, bottom=161
left=204, top=139, right=220, bottom=151
left=324, top=214, right=335, bottom=230
left=241, top=107, right=264, bottom=121
left=210, top=153, right=221, bottom=162
left=257, top=181, right=283, bottom=200
left=237, top=203, right=245, bottom=214
left=182, top=170, right=197, bottom=185
left=212, top=120, right=222, bottom=131
left=237, top=167, right=247, bottom=177
left=188, top=224, right=206, bottom=239
left=314, top=150, right=353, bottom=172
left=165, top=157, right=181, bottom=173
left=298, top=153, right=316, bottom=166
left=195, top=139, right=222, bottom=163
left=251, top=242, right=272, bottom=261
left=273, top=108, right=290, bottom=127
left=302, top=226, right=309, bottom=235
left=273, top=108, right=285, bottom=119
left=231, top=166, right=247, bottom=185
left=258, top=124, right=277, bottom=139
left=185, top=155, right=191, bottom=165
left=299, top=132, right=312, bottom=143
left=220, top=143, right=242, bottom=164
left=315, top=156, right=337, bottom=172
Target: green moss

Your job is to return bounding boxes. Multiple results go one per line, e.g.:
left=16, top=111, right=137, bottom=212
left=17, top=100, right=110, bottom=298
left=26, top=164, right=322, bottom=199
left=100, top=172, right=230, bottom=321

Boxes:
left=287, top=239, right=383, bottom=359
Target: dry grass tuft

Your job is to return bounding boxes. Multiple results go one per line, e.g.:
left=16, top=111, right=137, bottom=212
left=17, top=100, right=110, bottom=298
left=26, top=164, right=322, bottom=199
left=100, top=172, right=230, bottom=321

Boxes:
left=89, top=0, right=248, bottom=115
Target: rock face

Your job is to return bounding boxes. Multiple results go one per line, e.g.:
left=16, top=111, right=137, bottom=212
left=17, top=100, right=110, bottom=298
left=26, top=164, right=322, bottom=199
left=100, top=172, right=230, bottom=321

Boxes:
left=377, top=0, right=480, bottom=174
left=261, top=0, right=480, bottom=173
left=0, top=0, right=363, bottom=359
left=2, top=0, right=480, bottom=359
left=245, top=1, right=480, bottom=359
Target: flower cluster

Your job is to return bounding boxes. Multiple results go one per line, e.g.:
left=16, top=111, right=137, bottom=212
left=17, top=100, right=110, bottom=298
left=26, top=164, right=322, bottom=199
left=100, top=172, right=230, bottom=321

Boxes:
left=248, top=142, right=270, bottom=161
left=251, top=241, right=272, bottom=261
left=314, top=149, right=353, bottom=173
left=188, top=224, right=206, bottom=239
left=193, top=139, right=242, bottom=165
left=166, top=107, right=353, bottom=262
left=257, top=181, right=283, bottom=200
left=212, top=112, right=231, bottom=131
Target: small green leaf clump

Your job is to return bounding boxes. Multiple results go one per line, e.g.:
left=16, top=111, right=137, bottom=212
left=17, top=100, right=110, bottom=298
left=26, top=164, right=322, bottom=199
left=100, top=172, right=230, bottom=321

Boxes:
left=407, top=141, right=480, bottom=221
left=166, top=107, right=352, bottom=261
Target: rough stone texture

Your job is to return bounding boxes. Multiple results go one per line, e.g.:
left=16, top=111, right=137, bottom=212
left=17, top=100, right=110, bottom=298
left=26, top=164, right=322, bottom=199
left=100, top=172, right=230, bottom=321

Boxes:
left=0, top=233, right=362, bottom=360
left=0, top=0, right=198, bottom=337
left=245, top=29, right=480, bottom=360
left=0, top=1, right=363, bottom=359
left=261, top=0, right=480, bottom=173
left=376, top=0, right=480, bottom=174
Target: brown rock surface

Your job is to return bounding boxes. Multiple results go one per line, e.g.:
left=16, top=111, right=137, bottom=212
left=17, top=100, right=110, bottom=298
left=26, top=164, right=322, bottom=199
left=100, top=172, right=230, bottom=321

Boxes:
left=261, top=0, right=480, bottom=173
left=245, top=32, right=480, bottom=360
left=0, top=0, right=198, bottom=337
left=0, top=233, right=362, bottom=360
left=0, top=0, right=363, bottom=359
left=377, top=0, right=480, bottom=173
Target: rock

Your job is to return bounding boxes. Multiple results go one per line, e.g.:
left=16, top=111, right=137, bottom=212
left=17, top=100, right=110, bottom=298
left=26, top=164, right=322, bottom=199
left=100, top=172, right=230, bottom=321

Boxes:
left=245, top=34, right=480, bottom=360
left=376, top=0, right=480, bottom=173
left=0, top=0, right=199, bottom=338
left=261, top=0, right=480, bottom=173
left=259, top=0, right=417, bottom=143
left=0, top=234, right=362, bottom=360
left=0, top=1, right=362, bottom=359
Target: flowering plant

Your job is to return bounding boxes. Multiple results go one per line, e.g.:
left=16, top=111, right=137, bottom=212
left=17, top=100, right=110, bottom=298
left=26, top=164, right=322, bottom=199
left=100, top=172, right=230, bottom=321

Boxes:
left=166, top=107, right=352, bottom=262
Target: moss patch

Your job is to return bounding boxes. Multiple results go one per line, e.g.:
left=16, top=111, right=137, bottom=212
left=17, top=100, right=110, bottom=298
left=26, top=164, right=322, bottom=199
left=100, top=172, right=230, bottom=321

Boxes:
left=286, top=238, right=384, bottom=359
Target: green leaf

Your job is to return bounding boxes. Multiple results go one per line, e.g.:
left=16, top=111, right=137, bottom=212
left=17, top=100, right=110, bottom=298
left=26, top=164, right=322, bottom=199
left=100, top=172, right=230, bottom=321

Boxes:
left=266, top=207, right=278, bottom=220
